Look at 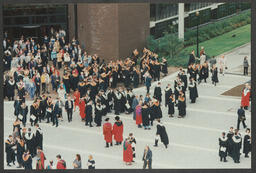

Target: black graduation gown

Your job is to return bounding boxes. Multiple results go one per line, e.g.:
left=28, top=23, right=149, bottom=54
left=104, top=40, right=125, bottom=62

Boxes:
left=154, top=86, right=162, bottom=103
left=165, top=88, right=172, bottom=107
left=167, top=98, right=175, bottom=115
left=178, top=100, right=186, bottom=117
left=25, top=133, right=36, bottom=157
left=120, top=92, right=126, bottom=113
left=142, top=106, right=150, bottom=126
left=219, top=137, right=228, bottom=158
left=88, top=159, right=95, bottom=169
left=232, top=135, right=241, bottom=162
left=156, top=123, right=169, bottom=145
left=227, top=132, right=234, bottom=156
left=85, top=104, right=93, bottom=123
left=35, top=128, right=43, bottom=150
left=7, top=80, right=15, bottom=99
left=23, top=154, right=32, bottom=170
left=188, top=54, right=195, bottom=66
left=202, top=66, right=209, bottom=81
left=188, top=82, right=198, bottom=101
left=123, top=70, right=130, bottom=88
left=5, top=139, right=15, bottom=164
left=63, top=77, right=71, bottom=93
left=243, top=134, right=251, bottom=155
left=114, top=92, right=122, bottom=115
left=17, top=142, right=25, bottom=165
left=212, top=68, right=218, bottom=83
left=133, top=70, right=139, bottom=88
left=181, top=74, right=188, bottom=91
left=162, top=62, right=168, bottom=75
left=14, top=100, right=21, bottom=116
left=151, top=104, right=162, bottom=119
left=95, top=105, right=103, bottom=126
left=19, top=106, right=28, bottom=125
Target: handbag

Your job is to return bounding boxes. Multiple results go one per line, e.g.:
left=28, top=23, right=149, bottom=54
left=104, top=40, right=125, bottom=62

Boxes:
left=30, top=115, right=36, bottom=121
left=18, top=114, right=23, bottom=120
left=125, top=103, right=130, bottom=109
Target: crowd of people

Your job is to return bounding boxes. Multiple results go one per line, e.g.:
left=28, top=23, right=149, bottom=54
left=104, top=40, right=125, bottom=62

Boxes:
left=3, top=27, right=251, bottom=169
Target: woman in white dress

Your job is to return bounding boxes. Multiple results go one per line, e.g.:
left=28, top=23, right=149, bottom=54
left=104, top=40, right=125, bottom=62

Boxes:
left=219, top=55, right=227, bottom=76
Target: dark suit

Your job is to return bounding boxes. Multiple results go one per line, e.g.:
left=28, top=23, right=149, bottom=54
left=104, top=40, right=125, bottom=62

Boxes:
left=65, top=100, right=73, bottom=122
left=237, top=108, right=246, bottom=130
left=142, top=149, right=152, bottom=169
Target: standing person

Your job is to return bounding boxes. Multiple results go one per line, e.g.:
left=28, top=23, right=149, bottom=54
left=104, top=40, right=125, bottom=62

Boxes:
left=72, top=154, right=82, bottom=169
left=5, top=135, right=16, bottom=167
left=135, top=101, right=143, bottom=128
left=232, top=130, right=242, bottom=163
left=112, top=116, right=124, bottom=145
left=188, top=78, right=198, bottom=103
left=243, top=128, right=251, bottom=158
left=14, top=96, right=22, bottom=118
left=178, top=95, right=186, bottom=118
left=25, top=128, right=36, bottom=158
left=65, top=95, right=74, bottom=122
left=211, top=64, right=218, bottom=86
left=142, top=145, right=152, bottom=169
left=123, top=138, right=133, bottom=165
left=154, top=119, right=169, bottom=148
left=227, top=127, right=234, bottom=157
left=36, top=147, right=46, bottom=170
left=219, top=55, right=227, bottom=76
left=187, top=50, right=196, bottom=68
left=94, top=101, right=103, bottom=127
left=35, top=124, right=43, bottom=150
left=78, top=97, right=86, bottom=121
left=237, top=106, right=247, bottom=130
left=167, top=94, right=175, bottom=118
left=243, top=56, right=249, bottom=76
left=218, top=132, right=228, bottom=162
left=87, top=155, right=95, bottom=169
left=103, top=118, right=113, bottom=148
left=164, top=84, right=172, bottom=107
left=73, top=88, right=80, bottom=111
left=23, top=150, right=33, bottom=170
left=144, top=72, right=152, bottom=94
left=53, top=99, right=59, bottom=127
left=161, top=58, right=168, bottom=76
left=16, top=137, right=25, bottom=168
left=132, top=95, right=139, bottom=120
left=153, top=82, right=162, bottom=103
left=85, top=100, right=93, bottom=127
left=141, top=102, right=150, bottom=130
left=34, top=73, right=41, bottom=97
left=241, top=83, right=251, bottom=110
left=19, top=101, right=28, bottom=127
left=46, top=97, right=54, bottom=123
left=56, top=155, right=66, bottom=169
left=128, top=133, right=136, bottom=162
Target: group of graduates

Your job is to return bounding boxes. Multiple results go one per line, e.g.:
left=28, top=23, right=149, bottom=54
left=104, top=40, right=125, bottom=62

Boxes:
left=218, top=127, right=251, bottom=163
left=5, top=120, right=44, bottom=169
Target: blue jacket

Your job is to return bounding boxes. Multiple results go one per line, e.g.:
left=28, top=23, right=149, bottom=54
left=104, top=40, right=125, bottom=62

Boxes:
left=145, top=77, right=152, bottom=87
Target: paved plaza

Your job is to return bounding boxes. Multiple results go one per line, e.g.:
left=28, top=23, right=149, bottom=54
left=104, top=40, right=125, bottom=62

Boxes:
left=4, top=44, right=251, bottom=169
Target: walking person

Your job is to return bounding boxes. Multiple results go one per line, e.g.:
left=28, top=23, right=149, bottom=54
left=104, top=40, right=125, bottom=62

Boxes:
left=241, top=83, right=251, bottom=110
left=219, top=132, right=228, bottom=162
left=65, top=95, right=74, bottom=122
left=243, top=56, right=249, bottom=76
left=153, top=119, right=169, bottom=148
left=167, top=94, right=175, bottom=118
left=103, top=118, right=113, bottom=148
left=142, top=145, right=152, bottom=169
left=144, top=72, right=152, bottom=94
left=219, top=55, right=227, bottom=76
left=112, top=116, right=124, bottom=145
left=123, top=138, right=133, bottom=165
left=211, top=64, right=218, bottom=86
left=237, top=106, right=247, bottom=130
left=243, top=128, right=251, bottom=158
left=188, top=78, right=198, bottom=103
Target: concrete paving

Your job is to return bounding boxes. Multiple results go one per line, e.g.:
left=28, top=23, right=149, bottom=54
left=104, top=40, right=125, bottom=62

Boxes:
left=4, top=43, right=251, bottom=169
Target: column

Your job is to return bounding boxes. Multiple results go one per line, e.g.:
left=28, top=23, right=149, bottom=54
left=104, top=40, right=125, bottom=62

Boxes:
left=178, top=3, right=184, bottom=40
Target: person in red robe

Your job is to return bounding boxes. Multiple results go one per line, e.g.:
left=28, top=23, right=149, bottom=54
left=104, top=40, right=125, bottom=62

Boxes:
left=56, top=154, right=66, bottom=169
left=78, top=97, right=86, bottom=121
left=112, top=116, right=124, bottom=145
left=73, top=89, right=80, bottom=111
left=103, top=118, right=113, bottom=148
left=135, top=101, right=143, bottom=128
left=123, top=138, right=133, bottom=165
left=241, top=83, right=251, bottom=110
left=36, top=147, right=46, bottom=170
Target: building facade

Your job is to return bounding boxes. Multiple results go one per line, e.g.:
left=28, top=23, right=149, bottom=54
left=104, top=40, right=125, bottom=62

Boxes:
left=3, top=2, right=250, bottom=61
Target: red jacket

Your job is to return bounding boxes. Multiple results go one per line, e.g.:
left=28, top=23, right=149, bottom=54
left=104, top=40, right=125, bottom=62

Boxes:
left=73, top=91, right=81, bottom=106
left=103, top=122, right=112, bottom=143
left=79, top=100, right=86, bottom=119
left=56, top=159, right=66, bottom=170
left=123, top=140, right=133, bottom=163
left=112, top=121, right=123, bottom=142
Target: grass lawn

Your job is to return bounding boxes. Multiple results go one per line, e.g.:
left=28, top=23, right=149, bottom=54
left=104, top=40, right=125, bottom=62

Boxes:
left=169, top=24, right=251, bottom=67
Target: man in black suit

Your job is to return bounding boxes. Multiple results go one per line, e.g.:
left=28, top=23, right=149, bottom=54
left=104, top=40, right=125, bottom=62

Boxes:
left=65, top=95, right=73, bottom=122
left=237, top=106, right=247, bottom=130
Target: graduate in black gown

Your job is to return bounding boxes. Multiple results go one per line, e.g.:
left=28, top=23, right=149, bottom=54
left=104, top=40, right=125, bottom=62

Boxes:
left=167, top=94, right=175, bottom=118
left=85, top=100, right=93, bottom=127
left=95, top=101, right=103, bottom=127
left=164, top=84, right=172, bottom=107
left=218, top=132, right=228, bottom=162
left=22, top=150, right=33, bottom=170
left=14, top=96, right=22, bottom=118
left=16, top=137, right=25, bottom=168
left=132, top=67, right=140, bottom=88
left=154, top=119, right=169, bottom=148
left=25, top=128, right=36, bottom=158
left=201, top=62, right=209, bottom=83
left=150, top=99, right=162, bottom=125
left=5, top=135, right=16, bottom=167
left=243, top=128, right=251, bottom=158
left=161, top=58, right=168, bottom=76
left=114, top=89, right=122, bottom=115
left=232, top=130, right=242, bottom=163
left=153, top=82, right=162, bottom=103
left=35, top=124, right=43, bottom=150
left=141, top=102, right=150, bottom=130
left=188, top=78, right=198, bottom=103
left=211, top=64, right=218, bottom=86
left=226, top=127, right=234, bottom=157
left=178, top=94, right=186, bottom=118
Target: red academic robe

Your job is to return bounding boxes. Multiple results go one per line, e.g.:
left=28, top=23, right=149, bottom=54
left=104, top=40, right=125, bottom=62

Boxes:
left=56, top=159, right=66, bottom=170
left=36, top=151, right=46, bottom=169
left=78, top=100, right=86, bottom=119
left=241, top=89, right=250, bottom=107
left=73, top=91, right=80, bottom=108
left=103, top=122, right=112, bottom=143
left=135, top=105, right=142, bottom=125
left=112, top=121, right=123, bottom=142
left=123, top=141, right=133, bottom=163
